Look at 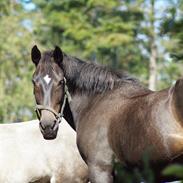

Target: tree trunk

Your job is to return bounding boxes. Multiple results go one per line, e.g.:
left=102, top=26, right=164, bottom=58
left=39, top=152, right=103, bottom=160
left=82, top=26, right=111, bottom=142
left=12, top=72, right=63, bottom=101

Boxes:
left=149, top=41, right=157, bottom=90
left=148, top=0, right=158, bottom=91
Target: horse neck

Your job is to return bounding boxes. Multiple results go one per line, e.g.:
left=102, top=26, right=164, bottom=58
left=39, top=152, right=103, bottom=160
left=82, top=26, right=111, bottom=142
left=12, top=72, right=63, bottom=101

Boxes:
left=62, top=54, right=118, bottom=129
left=67, top=92, right=93, bottom=129
left=62, top=55, right=92, bottom=128
left=171, top=79, right=183, bottom=126
left=62, top=54, right=138, bottom=129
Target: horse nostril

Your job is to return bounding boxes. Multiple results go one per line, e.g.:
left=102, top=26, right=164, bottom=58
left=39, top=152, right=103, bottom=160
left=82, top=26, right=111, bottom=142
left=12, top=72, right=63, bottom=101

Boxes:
left=51, top=120, right=57, bottom=129
left=40, top=122, right=45, bottom=130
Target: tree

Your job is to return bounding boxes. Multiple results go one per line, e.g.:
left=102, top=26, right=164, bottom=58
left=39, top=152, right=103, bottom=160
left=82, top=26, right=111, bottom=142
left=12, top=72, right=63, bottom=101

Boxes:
left=33, top=0, right=147, bottom=79
left=148, top=0, right=158, bottom=90
left=162, top=0, right=183, bottom=61
left=158, top=0, right=183, bottom=88
left=0, top=0, right=36, bottom=122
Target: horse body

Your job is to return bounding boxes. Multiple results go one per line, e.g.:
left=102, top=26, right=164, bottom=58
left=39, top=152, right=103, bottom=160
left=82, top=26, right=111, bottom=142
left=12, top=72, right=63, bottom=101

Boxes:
left=0, top=120, right=88, bottom=183
left=108, top=87, right=170, bottom=163
left=70, top=82, right=183, bottom=182
left=31, top=46, right=183, bottom=183
left=113, top=86, right=183, bottom=163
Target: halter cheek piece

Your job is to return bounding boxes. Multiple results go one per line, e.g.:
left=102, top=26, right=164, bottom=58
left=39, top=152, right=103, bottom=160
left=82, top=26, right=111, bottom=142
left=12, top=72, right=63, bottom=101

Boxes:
left=35, top=77, right=71, bottom=124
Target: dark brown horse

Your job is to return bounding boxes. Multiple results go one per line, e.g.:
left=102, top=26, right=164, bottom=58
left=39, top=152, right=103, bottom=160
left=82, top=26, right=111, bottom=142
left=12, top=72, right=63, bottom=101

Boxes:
left=31, top=45, right=183, bottom=183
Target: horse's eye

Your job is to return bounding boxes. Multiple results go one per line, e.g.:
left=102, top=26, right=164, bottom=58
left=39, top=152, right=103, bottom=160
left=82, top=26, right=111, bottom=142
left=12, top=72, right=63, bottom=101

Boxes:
left=32, top=80, right=40, bottom=88
left=58, top=80, right=64, bottom=85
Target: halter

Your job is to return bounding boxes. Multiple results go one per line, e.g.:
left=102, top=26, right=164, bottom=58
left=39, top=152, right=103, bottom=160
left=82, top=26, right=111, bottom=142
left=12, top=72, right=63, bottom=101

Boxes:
left=35, top=77, right=71, bottom=124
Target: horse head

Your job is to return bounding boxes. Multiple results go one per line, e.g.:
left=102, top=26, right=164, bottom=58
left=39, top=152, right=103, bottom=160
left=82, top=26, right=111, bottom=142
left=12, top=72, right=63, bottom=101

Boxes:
left=31, top=45, right=66, bottom=140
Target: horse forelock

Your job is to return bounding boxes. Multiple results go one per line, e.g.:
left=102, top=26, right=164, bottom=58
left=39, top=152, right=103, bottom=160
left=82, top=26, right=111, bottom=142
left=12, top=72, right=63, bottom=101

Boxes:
left=62, top=54, right=140, bottom=95
left=42, top=50, right=54, bottom=61
left=35, top=51, right=60, bottom=78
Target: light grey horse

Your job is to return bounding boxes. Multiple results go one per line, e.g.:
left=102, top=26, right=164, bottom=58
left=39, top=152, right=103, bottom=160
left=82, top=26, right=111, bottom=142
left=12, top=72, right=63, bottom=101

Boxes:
left=0, top=119, right=88, bottom=183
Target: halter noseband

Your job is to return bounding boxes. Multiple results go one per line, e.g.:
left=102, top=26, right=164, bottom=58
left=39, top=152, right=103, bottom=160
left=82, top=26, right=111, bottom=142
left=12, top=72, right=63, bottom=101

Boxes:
left=35, top=77, right=71, bottom=124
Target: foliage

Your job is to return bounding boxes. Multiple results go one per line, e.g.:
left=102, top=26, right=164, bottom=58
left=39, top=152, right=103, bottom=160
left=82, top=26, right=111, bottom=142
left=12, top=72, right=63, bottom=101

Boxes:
left=161, top=0, right=183, bottom=61
left=163, top=164, right=183, bottom=182
left=33, top=0, right=147, bottom=79
left=0, top=0, right=36, bottom=122
left=159, top=0, right=183, bottom=88
left=114, top=153, right=154, bottom=183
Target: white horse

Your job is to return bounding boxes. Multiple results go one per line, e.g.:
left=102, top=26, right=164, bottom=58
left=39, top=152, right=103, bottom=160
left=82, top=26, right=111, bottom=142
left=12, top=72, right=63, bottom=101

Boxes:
left=0, top=119, right=88, bottom=183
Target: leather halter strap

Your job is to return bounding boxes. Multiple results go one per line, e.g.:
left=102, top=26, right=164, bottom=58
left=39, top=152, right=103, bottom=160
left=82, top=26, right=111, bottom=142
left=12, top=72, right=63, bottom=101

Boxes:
left=35, top=77, right=71, bottom=123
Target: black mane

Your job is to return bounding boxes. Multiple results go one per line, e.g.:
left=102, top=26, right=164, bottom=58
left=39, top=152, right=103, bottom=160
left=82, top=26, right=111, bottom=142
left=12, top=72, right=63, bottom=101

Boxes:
left=61, top=53, right=140, bottom=94
left=40, top=50, right=145, bottom=95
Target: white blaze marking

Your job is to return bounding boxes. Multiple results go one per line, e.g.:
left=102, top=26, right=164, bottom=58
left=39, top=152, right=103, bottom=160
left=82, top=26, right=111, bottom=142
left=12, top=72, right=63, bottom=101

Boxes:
left=43, top=74, right=51, bottom=84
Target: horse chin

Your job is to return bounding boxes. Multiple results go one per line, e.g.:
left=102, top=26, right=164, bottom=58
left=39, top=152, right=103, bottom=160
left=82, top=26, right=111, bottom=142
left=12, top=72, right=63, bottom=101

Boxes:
left=41, top=128, right=58, bottom=140
left=39, top=122, right=59, bottom=140
left=43, top=134, right=57, bottom=140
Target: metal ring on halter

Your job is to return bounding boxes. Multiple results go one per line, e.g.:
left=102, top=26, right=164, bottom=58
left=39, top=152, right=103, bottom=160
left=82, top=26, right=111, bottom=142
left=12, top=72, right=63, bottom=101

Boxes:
left=34, top=77, right=71, bottom=123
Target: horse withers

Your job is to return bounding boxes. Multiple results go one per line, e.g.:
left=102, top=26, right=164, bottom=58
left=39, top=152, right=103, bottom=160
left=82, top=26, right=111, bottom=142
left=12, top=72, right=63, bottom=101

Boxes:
left=0, top=119, right=88, bottom=183
left=31, top=45, right=183, bottom=183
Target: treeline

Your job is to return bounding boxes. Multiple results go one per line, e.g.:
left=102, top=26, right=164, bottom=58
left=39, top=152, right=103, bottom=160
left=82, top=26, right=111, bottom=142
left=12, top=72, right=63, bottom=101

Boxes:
left=0, top=0, right=183, bottom=122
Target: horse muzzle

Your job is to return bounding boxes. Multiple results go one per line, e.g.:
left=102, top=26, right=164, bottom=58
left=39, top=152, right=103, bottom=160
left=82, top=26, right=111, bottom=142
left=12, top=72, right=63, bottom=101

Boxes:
left=35, top=104, right=64, bottom=140
left=39, top=119, right=59, bottom=140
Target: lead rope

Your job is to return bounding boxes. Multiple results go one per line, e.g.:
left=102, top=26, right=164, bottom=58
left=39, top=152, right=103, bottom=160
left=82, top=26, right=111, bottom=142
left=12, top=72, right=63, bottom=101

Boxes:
left=35, top=77, right=71, bottom=124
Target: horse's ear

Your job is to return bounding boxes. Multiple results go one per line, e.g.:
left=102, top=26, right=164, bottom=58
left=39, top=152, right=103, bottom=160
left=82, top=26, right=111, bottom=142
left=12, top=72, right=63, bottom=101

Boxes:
left=31, top=45, right=41, bottom=66
left=53, top=46, right=63, bottom=65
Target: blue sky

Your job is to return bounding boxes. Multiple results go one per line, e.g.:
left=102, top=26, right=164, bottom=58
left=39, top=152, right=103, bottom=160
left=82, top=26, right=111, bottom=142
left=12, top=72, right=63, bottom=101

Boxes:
left=21, top=0, right=36, bottom=11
